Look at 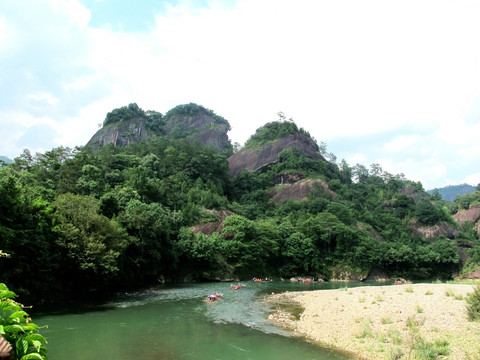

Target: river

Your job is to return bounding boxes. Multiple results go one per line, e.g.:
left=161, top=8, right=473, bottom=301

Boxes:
left=34, top=281, right=370, bottom=359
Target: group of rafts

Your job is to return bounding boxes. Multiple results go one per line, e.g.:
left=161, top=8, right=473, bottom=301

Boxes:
left=205, top=277, right=405, bottom=301
left=203, top=282, right=248, bottom=302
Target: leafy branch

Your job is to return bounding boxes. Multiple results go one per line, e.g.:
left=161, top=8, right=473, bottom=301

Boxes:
left=0, top=283, right=47, bottom=360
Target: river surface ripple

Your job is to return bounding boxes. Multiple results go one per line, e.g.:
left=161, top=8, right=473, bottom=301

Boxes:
left=35, top=281, right=371, bottom=359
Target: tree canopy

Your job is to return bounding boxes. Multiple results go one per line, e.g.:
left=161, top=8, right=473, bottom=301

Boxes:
left=103, top=103, right=146, bottom=126
left=0, top=109, right=476, bottom=305
left=244, top=121, right=312, bottom=149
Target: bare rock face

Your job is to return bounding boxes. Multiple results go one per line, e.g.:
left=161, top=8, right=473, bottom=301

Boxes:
left=414, top=222, right=458, bottom=239
left=86, top=108, right=232, bottom=153
left=364, top=269, right=389, bottom=282
left=273, top=173, right=306, bottom=185
left=269, top=178, right=336, bottom=204
left=329, top=264, right=370, bottom=281
left=191, top=210, right=235, bottom=236
left=453, top=206, right=480, bottom=226
left=164, top=113, right=231, bottom=152
left=398, top=184, right=431, bottom=203
left=227, top=132, right=322, bottom=177
left=459, top=269, right=480, bottom=279
left=87, top=118, right=148, bottom=150
left=453, top=206, right=480, bottom=237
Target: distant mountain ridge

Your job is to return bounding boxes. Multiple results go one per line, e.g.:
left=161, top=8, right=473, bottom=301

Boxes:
left=0, top=156, right=13, bottom=164
left=428, top=184, right=477, bottom=202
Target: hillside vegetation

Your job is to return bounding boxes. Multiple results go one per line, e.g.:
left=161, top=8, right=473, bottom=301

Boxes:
left=1, top=104, right=479, bottom=304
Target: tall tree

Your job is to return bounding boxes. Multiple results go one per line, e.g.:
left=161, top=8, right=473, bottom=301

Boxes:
left=53, top=193, right=130, bottom=295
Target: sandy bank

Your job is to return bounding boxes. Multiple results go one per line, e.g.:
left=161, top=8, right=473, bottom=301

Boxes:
left=267, top=283, right=480, bottom=360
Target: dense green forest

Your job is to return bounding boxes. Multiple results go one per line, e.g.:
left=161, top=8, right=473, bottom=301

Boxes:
left=1, top=104, right=479, bottom=305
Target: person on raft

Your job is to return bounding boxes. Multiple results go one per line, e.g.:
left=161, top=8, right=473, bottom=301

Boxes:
left=205, top=293, right=223, bottom=301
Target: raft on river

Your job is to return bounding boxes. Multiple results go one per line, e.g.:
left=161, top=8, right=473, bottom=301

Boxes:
left=204, top=293, right=223, bottom=302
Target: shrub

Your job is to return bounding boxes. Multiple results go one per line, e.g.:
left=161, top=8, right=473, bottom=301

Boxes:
left=415, top=200, right=440, bottom=225
left=381, top=316, right=393, bottom=324
left=163, top=103, right=230, bottom=129
left=103, top=103, right=145, bottom=126
left=466, top=285, right=480, bottom=321
left=445, top=288, right=455, bottom=297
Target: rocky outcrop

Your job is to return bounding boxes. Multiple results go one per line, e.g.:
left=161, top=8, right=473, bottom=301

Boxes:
left=86, top=108, right=232, bottom=153
left=364, top=269, right=389, bottom=282
left=228, top=132, right=323, bottom=177
left=453, top=206, right=480, bottom=237
left=413, top=222, right=458, bottom=239
left=164, top=112, right=231, bottom=152
left=329, top=264, right=370, bottom=281
left=87, top=117, right=148, bottom=150
left=273, top=173, right=306, bottom=185
left=458, top=269, right=480, bottom=280
left=191, top=210, right=235, bottom=236
left=398, top=184, right=431, bottom=203
left=453, top=206, right=480, bottom=226
left=269, top=178, right=336, bottom=204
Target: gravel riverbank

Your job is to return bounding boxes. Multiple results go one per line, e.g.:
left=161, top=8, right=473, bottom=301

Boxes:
left=267, top=283, right=480, bottom=360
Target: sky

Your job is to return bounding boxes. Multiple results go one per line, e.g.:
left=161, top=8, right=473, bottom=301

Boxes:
left=1, top=0, right=480, bottom=190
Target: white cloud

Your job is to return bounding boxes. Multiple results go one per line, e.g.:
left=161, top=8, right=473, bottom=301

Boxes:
left=0, top=16, right=5, bottom=43
left=55, top=101, right=109, bottom=148
left=63, top=76, right=95, bottom=91
left=27, top=92, right=59, bottom=105
left=463, top=174, right=480, bottom=187
left=2, top=0, right=480, bottom=189
left=46, top=0, right=90, bottom=28
left=0, top=109, right=59, bottom=156
left=384, top=135, right=422, bottom=152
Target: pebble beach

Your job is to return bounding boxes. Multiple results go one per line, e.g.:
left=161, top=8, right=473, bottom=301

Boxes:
left=267, top=283, right=480, bottom=360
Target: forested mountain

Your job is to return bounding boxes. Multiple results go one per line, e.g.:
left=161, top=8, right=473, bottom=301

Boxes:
left=1, top=103, right=479, bottom=304
left=428, top=184, right=478, bottom=202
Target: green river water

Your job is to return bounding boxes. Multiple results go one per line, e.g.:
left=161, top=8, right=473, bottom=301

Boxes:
left=34, top=281, right=373, bottom=359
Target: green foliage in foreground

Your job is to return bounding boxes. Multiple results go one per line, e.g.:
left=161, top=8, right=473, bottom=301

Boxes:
left=466, top=285, right=480, bottom=322
left=405, top=317, right=450, bottom=360
left=0, top=283, right=47, bottom=360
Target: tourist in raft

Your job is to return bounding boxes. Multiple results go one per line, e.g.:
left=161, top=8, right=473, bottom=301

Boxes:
left=205, top=294, right=216, bottom=301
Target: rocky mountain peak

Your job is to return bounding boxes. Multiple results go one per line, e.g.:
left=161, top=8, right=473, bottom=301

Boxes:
left=228, top=131, right=324, bottom=177
left=86, top=103, right=232, bottom=153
